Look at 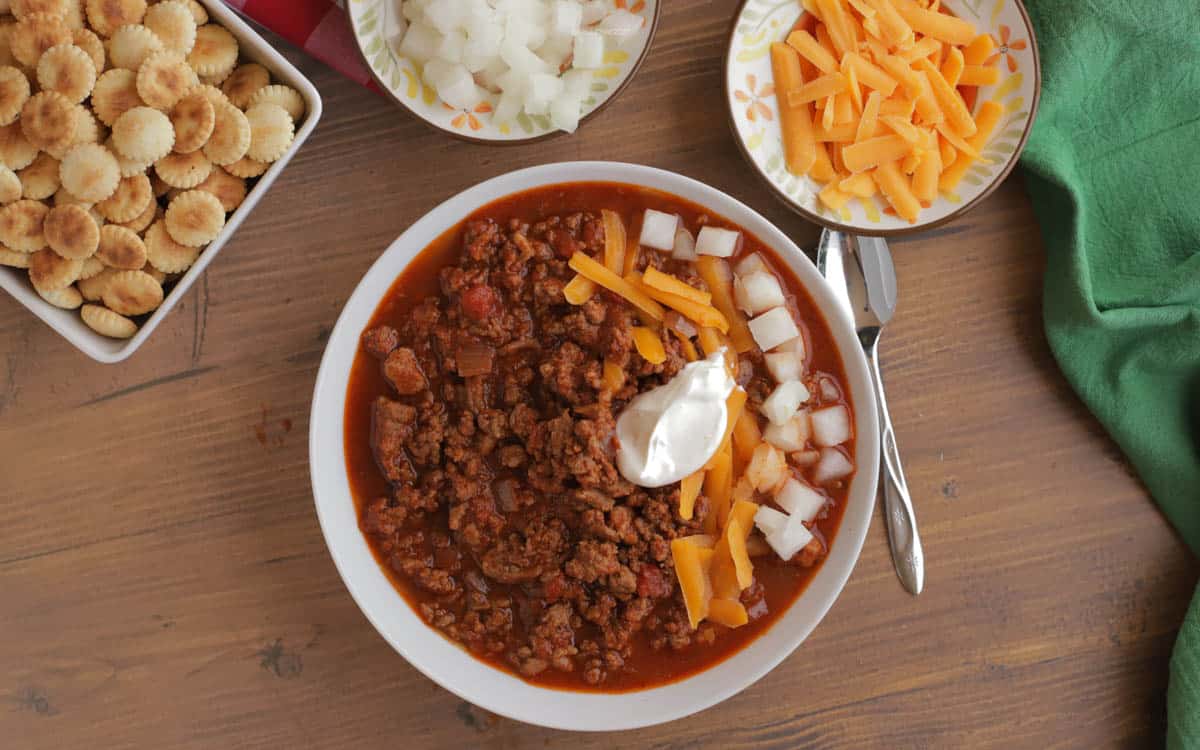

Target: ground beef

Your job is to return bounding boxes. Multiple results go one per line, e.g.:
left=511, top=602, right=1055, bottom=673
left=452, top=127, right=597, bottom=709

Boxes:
left=358, top=212, right=773, bottom=687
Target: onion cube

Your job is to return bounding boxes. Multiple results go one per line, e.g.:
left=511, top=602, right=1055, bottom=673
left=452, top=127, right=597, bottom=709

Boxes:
left=735, top=252, right=765, bottom=276
left=580, top=0, right=607, bottom=24
left=734, top=270, right=784, bottom=315
left=774, top=333, right=806, bottom=362
left=401, top=1, right=426, bottom=24
left=775, top=478, right=826, bottom=523
left=524, top=73, right=564, bottom=115
left=399, top=22, right=443, bottom=64
left=550, top=93, right=582, bottom=133
left=421, top=58, right=456, bottom=90
left=763, top=410, right=810, bottom=451
left=639, top=209, right=679, bottom=250
left=500, top=40, right=550, bottom=76
left=552, top=0, right=583, bottom=34
left=672, top=226, right=697, bottom=260
left=766, top=515, right=814, bottom=561
left=749, top=307, right=800, bottom=352
left=434, top=64, right=481, bottom=110
left=463, top=24, right=503, bottom=71
left=810, top=404, right=851, bottom=447
left=538, top=34, right=574, bottom=70
left=437, top=29, right=467, bottom=63
left=761, top=380, right=810, bottom=425
left=573, top=30, right=605, bottom=69
left=764, top=350, right=803, bottom=383
left=812, top=447, right=854, bottom=485
left=746, top=442, right=787, bottom=492
left=696, top=226, right=742, bottom=257
left=493, top=89, right=523, bottom=124
left=598, top=9, right=642, bottom=40
left=562, top=69, right=591, bottom=99
left=505, top=14, right=547, bottom=49
left=754, top=505, right=789, bottom=535
left=424, top=1, right=465, bottom=34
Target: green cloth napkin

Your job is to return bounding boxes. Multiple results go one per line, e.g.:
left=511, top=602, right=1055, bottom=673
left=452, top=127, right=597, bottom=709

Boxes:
left=1017, top=0, right=1200, bottom=746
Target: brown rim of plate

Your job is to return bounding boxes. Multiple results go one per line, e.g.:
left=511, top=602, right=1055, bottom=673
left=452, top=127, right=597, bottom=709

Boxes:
left=723, top=0, right=1042, bottom=238
left=353, top=7, right=663, bottom=146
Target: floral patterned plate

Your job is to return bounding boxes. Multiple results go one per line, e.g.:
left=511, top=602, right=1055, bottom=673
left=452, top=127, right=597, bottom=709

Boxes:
left=348, top=0, right=660, bottom=142
left=725, top=0, right=1040, bottom=235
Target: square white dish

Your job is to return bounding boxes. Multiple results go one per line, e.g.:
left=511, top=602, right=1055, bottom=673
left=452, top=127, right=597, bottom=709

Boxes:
left=0, top=0, right=323, bottom=363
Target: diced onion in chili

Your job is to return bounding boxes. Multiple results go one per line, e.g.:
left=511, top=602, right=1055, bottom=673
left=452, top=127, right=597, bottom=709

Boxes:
left=672, top=226, right=697, bottom=260
left=817, top=375, right=842, bottom=402
left=734, top=252, right=765, bottom=276
left=812, top=446, right=855, bottom=485
left=766, top=513, right=814, bottom=561
left=746, top=442, right=787, bottom=492
left=456, top=341, right=495, bottom=376
left=664, top=310, right=698, bottom=339
left=763, top=410, right=811, bottom=452
left=761, top=380, right=810, bottom=425
left=696, top=227, right=743, bottom=258
left=775, top=478, right=826, bottom=523
left=639, top=209, right=680, bottom=250
left=754, top=504, right=789, bottom=535
left=748, top=308, right=801, bottom=352
left=733, top=271, right=785, bottom=316
left=764, top=349, right=804, bottom=383
left=810, top=404, right=851, bottom=446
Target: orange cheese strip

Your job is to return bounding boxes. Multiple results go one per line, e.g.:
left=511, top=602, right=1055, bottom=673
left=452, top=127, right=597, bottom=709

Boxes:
left=671, top=538, right=712, bottom=629
left=721, top=387, right=747, bottom=453
left=935, top=122, right=986, bottom=159
left=632, top=326, right=666, bottom=364
left=819, top=182, right=853, bottom=211
left=731, top=410, right=762, bottom=469
left=642, top=266, right=712, bottom=305
left=842, top=134, right=911, bottom=173
left=897, top=36, right=941, bottom=62
left=786, top=72, right=849, bottom=106
left=833, top=91, right=855, bottom=124
left=880, top=114, right=920, bottom=143
left=707, top=598, right=749, bottom=628
left=569, top=252, right=664, bottom=320
left=563, top=274, right=596, bottom=304
left=878, top=96, right=916, bottom=118
left=916, top=58, right=976, bottom=136
left=856, top=90, right=882, bottom=142
left=873, top=160, right=921, bottom=223
left=862, top=0, right=914, bottom=45
left=815, top=0, right=854, bottom=55
left=601, top=209, right=626, bottom=274
left=938, top=100, right=1002, bottom=191
left=728, top=500, right=759, bottom=541
left=962, top=33, right=996, bottom=66
left=911, top=144, right=941, bottom=206
left=838, top=171, right=878, bottom=197
left=912, top=71, right=944, bottom=124
left=891, top=0, right=976, bottom=45
left=939, top=132, right=957, bottom=167
left=633, top=274, right=729, bottom=332
left=809, top=141, right=837, bottom=180
left=695, top=256, right=755, bottom=353
left=941, top=46, right=964, bottom=87
left=726, top=518, right=753, bottom=589
left=703, top=441, right=733, bottom=535
left=679, top=469, right=704, bottom=520
left=786, top=29, right=837, bottom=74
left=958, top=64, right=1000, bottom=86
left=771, top=43, right=817, bottom=176
left=841, top=52, right=898, bottom=96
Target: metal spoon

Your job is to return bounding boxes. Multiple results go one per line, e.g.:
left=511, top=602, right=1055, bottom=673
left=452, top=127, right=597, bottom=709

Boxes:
left=816, top=229, right=924, bottom=595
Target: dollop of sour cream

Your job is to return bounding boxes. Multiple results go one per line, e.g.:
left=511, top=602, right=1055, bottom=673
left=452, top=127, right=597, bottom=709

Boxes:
left=615, top=350, right=737, bottom=488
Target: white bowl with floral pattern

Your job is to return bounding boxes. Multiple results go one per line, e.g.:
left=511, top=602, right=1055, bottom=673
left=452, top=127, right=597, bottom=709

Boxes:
left=725, top=0, right=1040, bottom=235
left=348, top=1, right=660, bottom=142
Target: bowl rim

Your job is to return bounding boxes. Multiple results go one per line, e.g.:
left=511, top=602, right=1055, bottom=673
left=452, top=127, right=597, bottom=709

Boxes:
left=0, top=0, right=324, bottom=363
left=348, top=3, right=662, bottom=145
left=309, top=161, right=880, bottom=730
left=722, top=0, right=1042, bottom=237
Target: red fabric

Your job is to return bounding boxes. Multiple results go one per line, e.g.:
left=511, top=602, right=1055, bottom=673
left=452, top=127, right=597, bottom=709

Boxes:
left=224, top=0, right=377, bottom=90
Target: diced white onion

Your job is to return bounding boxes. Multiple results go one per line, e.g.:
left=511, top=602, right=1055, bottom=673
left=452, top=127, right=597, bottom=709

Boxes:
left=580, top=0, right=607, bottom=24
left=775, top=478, right=826, bottom=523
left=549, top=92, right=582, bottom=132
left=761, top=380, right=810, bottom=425
left=573, top=30, right=605, bottom=69
left=524, top=72, right=565, bottom=116
left=552, top=0, right=583, bottom=34
left=734, top=252, right=765, bottom=276
left=812, top=447, right=854, bottom=485
left=493, top=89, right=524, bottom=123
left=817, top=375, right=841, bottom=402
left=746, top=442, right=787, bottom=492
left=766, top=514, right=814, bottom=560
left=695, top=226, right=742, bottom=258
left=424, top=1, right=465, bottom=35
left=810, top=404, right=851, bottom=447
left=437, top=29, right=467, bottom=63
left=754, top=504, right=789, bottom=535
left=734, top=270, right=784, bottom=315
left=672, top=226, right=697, bottom=260
left=561, top=68, right=591, bottom=99
left=399, top=22, right=442, bottom=64
left=436, top=64, right=482, bottom=110
left=763, top=410, right=810, bottom=451
left=639, top=209, right=679, bottom=250
left=774, top=333, right=807, bottom=363
left=749, top=307, right=801, bottom=353
left=598, top=9, right=642, bottom=40
left=764, top=349, right=803, bottom=383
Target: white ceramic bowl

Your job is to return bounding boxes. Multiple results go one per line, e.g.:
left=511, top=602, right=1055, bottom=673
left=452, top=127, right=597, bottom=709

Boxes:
left=0, top=0, right=323, bottom=363
left=725, top=0, right=1040, bottom=236
left=309, top=161, right=880, bottom=730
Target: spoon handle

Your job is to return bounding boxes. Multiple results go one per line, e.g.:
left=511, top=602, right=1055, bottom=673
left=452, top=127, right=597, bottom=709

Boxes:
left=870, top=342, right=925, bottom=595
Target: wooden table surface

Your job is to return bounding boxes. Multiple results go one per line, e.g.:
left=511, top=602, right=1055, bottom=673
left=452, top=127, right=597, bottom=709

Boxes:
left=3, top=4, right=1197, bottom=748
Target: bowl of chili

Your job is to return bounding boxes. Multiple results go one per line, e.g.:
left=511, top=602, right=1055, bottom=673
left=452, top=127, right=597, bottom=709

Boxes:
left=310, top=161, right=880, bottom=729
